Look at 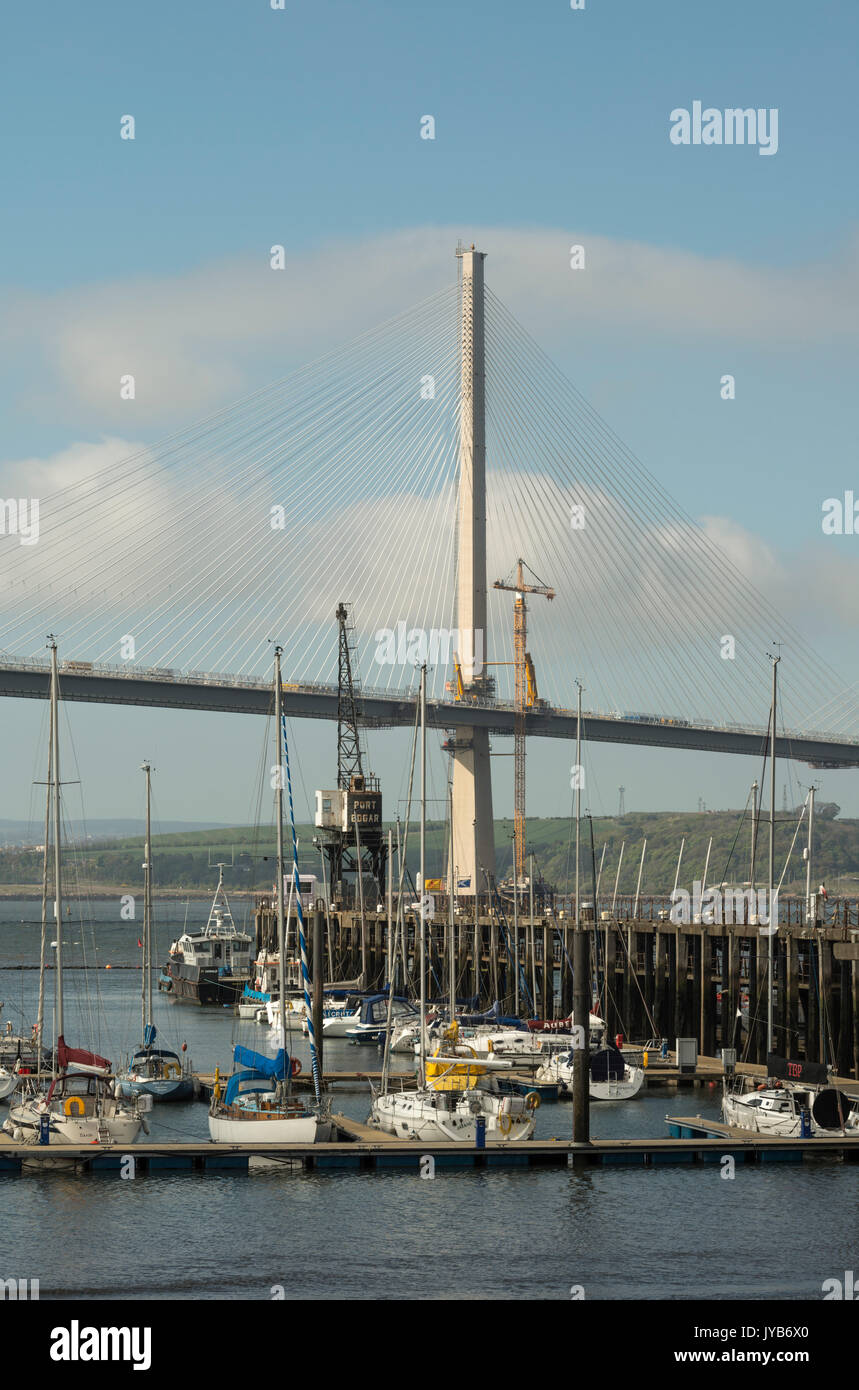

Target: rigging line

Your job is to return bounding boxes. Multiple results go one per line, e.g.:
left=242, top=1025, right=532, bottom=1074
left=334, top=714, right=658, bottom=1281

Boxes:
left=489, top=325, right=717, bottom=711
left=485, top=375, right=673, bottom=715
left=483, top=321, right=817, bottom=728
left=1, top=301, right=461, bottom=642
left=487, top=329, right=783, bottom=721
left=23, top=317, right=463, bottom=662
left=487, top=291, right=850, bottom=723
left=486, top=340, right=694, bottom=716
left=3, top=282, right=461, bottom=526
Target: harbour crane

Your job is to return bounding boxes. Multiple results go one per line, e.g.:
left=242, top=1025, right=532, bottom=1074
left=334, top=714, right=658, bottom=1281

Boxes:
left=492, top=559, right=555, bottom=887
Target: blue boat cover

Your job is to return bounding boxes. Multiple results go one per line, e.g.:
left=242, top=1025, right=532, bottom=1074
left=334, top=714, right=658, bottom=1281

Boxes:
left=143, top=1024, right=157, bottom=1048
left=232, top=1045, right=287, bottom=1078
left=224, top=1048, right=289, bottom=1107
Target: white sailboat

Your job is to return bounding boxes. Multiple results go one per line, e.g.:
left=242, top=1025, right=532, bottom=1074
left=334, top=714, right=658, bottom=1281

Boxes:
left=117, top=763, right=194, bottom=1102
left=369, top=666, right=537, bottom=1143
left=208, top=645, right=331, bottom=1144
left=721, top=658, right=858, bottom=1138
left=4, top=638, right=145, bottom=1145
left=0, top=1068, right=18, bottom=1101
left=536, top=1044, right=645, bottom=1101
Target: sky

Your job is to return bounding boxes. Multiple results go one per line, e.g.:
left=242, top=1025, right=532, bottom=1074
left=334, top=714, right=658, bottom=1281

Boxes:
left=1, top=0, right=857, bottom=833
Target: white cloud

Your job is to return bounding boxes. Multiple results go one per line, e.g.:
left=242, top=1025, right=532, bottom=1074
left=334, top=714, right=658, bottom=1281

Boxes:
left=2, top=226, right=858, bottom=429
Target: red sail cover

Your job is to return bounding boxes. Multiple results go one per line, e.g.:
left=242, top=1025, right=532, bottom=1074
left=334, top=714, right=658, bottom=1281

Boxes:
left=57, top=1035, right=111, bottom=1074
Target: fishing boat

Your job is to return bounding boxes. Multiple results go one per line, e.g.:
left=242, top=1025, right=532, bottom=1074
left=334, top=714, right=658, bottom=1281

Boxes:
left=160, top=864, right=254, bottom=1005
left=369, top=666, right=537, bottom=1143
left=117, top=764, right=194, bottom=1102
left=3, top=638, right=145, bottom=1145
left=207, top=645, right=330, bottom=1144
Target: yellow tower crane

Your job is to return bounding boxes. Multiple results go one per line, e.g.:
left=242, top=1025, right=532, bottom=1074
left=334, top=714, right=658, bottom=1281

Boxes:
left=492, top=559, right=555, bottom=887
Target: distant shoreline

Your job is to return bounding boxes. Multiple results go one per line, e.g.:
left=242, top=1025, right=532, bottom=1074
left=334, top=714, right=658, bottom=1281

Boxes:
left=0, top=887, right=258, bottom=902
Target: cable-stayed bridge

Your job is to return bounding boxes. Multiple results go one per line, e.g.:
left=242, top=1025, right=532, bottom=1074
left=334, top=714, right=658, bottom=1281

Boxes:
left=1, top=244, right=857, bottom=880
left=0, top=659, right=856, bottom=768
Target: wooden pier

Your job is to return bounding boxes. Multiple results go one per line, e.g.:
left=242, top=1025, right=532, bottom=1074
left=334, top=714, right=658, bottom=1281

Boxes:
left=0, top=1125, right=857, bottom=1173
left=267, top=895, right=859, bottom=1081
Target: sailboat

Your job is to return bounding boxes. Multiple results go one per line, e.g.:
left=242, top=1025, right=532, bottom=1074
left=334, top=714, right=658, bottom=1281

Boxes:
left=207, top=645, right=331, bottom=1144
left=117, top=763, right=193, bottom=1102
left=536, top=1042, right=645, bottom=1101
left=4, top=638, right=145, bottom=1145
left=721, top=657, right=858, bottom=1138
left=369, top=666, right=538, bottom=1143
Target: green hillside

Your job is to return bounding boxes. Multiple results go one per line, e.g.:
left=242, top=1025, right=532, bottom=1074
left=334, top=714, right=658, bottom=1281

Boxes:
left=1, top=805, right=856, bottom=895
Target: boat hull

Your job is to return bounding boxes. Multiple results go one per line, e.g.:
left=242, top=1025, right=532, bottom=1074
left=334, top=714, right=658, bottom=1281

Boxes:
left=160, top=961, right=250, bottom=1006
left=208, top=1112, right=331, bottom=1143
left=5, top=1100, right=142, bottom=1145
left=371, top=1090, right=536, bottom=1142
left=117, top=1076, right=194, bottom=1102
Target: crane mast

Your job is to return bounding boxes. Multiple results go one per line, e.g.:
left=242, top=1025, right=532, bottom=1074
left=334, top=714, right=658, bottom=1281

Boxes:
left=492, top=559, right=555, bottom=886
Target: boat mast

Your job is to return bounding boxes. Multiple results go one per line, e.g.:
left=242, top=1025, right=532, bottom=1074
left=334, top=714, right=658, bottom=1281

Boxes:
left=448, top=784, right=455, bottom=1026
left=142, top=761, right=153, bottom=1043
left=273, top=647, right=289, bottom=1094
left=767, top=652, right=780, bottom=1055
left=419, top=664, right=427, bottom=1089
left=805, top=785, right=815, bottom=926
left=36, top=683, right=53, bottom=1069
left=48, top=636, right=63, bottom=1070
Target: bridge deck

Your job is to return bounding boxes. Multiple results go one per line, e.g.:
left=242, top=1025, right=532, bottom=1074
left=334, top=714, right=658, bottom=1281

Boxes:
left=2, top=663, right=857, bottom=765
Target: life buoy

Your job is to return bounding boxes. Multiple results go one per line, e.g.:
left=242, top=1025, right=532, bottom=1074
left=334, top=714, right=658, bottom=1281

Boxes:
left=164, top=1061, right=181, bottom=1079
left=498, top=1110, right=513, bottom=1135
left=291, top=1058, right=302, bottom=1077
left=63, top=1096, right=85, bottom=1116
left=525, top=1090, right=541, bottom=1111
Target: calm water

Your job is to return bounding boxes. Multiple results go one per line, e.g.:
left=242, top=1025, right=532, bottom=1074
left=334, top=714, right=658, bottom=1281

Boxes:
left=0, top=901, right=855, bottom=1300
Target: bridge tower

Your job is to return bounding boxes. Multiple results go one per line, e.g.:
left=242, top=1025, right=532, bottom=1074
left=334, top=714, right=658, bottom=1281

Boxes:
left=450, top=245, right=495, bottom=898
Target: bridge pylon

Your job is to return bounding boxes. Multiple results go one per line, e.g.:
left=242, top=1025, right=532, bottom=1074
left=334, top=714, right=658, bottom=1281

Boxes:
left=450, top=245, right=495, bottom=898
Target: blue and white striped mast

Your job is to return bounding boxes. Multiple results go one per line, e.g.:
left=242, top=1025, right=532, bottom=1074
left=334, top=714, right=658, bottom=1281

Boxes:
left=275, top=647, right=322, bottom=1103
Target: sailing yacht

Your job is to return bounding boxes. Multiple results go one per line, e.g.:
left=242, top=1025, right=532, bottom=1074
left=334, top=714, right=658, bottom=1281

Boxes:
left=722, top=1078, right=858, bottom=1137
left=0, top=1068, right=19, bottom=1101
left=118, top=764, right=193, bottom=1102
left=3, top=638, right=144, bottom=1145
left=536, top=1043, right=645, bottom=1100
left=207, top=645, right=331, bottom=1144
left=369, top=666, right=537, bottom=1143
left=719, top=661, right=858, bottom=1139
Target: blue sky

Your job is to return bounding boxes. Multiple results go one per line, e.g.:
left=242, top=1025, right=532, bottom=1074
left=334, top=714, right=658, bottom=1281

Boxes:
left=1, top=0, right=857, bottom=831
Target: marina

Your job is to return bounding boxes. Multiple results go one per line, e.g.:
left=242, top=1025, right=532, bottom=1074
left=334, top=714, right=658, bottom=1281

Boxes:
left=1, top=3, right=857, bottom=1333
